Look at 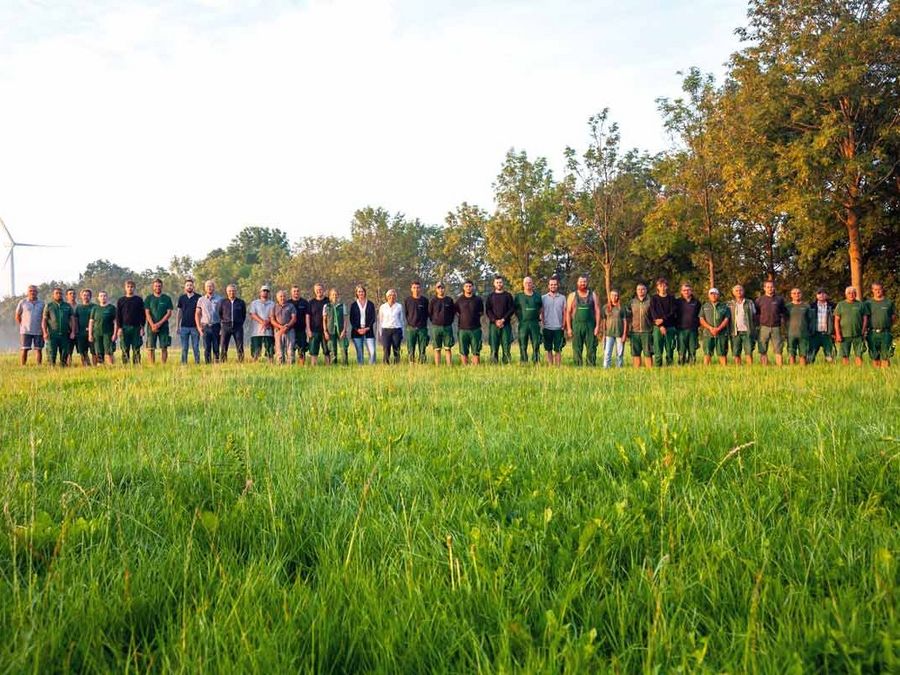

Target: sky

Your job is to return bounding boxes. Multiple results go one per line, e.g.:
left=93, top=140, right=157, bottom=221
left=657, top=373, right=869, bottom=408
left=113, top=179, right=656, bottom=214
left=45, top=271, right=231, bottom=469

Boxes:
left=0, top=0, right=748, bottom=296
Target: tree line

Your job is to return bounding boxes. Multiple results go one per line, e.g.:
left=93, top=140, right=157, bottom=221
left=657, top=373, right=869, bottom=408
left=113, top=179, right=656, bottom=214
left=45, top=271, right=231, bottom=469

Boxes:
left=3, top=0, right=897, bottom=346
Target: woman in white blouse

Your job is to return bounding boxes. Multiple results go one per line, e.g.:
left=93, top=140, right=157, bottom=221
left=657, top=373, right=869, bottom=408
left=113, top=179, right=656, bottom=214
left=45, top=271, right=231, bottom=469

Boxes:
left=349, top=285, right=377, bottom=365
left=379, top=288, right=405, bottom=364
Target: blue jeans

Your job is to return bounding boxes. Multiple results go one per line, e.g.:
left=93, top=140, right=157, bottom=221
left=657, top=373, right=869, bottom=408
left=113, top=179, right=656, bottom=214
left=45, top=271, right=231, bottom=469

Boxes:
left=179, top=327, right=200, bottom=364
left=603, top=336, right=624, bottom=368
left=352, top=336, right=377, bottom=364
left=202, top=324, right=221, bottom=363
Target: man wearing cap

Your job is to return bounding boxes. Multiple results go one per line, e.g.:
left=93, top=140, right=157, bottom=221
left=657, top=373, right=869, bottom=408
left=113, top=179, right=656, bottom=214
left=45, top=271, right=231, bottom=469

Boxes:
left=699, top=288, right=729, bottom=366
left=176, top=278, right=202, bottom=365
left=628, top=283, right=653, bottom=368
left=566, top=275, right=600, bottom=367
left=514, top=276, right=542, bottom=364
left=675, top=282, right=701, bottom=365
left=89, top=290, right=118, bottom=365
left=220, top=283, right=247, bottom=363
left=428, top=281, right=455, bottom=366
left=74, top=288, right=96, bottom=366
left=728, top=284, right=756, bottom=365
left=145, top=278, right=173, bottom=365
left=486, top=275, right=515, bottom=364
left=650, top=278, right=678, bottom=367
left=289, top=286, right=309, bottom=365
left=42, top=286, right=76, bottom=366
left=116, top=280, right=145, bottom=365
left=306, top=283, right=329, bottom=366
left=809, top=289, right=835, bottom=364
left=865, top=283, right=895, bottom=367
left=195, top=280, right=223, bottom=364
left=755, top=279, right=787, bottom=366
left=272, top=290, right=297, bottom=365
left=249, top=285, right=275, bottom=362
left=786, top=288, right=813, bottom=366
left=541, top=275, right=566, bottom=366
left=404, top=281, right=429, bottom=364
left=15, top=285, right=45, bottom=365
left=456, top=280, right=484, bottom=366
left=834, top=286, right=869, bottom=366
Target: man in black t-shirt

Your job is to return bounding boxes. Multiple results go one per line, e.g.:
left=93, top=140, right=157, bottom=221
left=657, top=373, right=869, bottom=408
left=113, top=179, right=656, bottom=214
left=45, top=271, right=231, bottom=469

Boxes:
left=456, top=280, right=485, bottom=366
left=176, top=278, right=201, bottom=364
left=116, top=280, right=145, bottom=365
left=675, top=283, right=701, bottom=365
left=428, top=282, right=456, bottom=366
left=649, top=277, right=678, bottom=367
left=306, top=283, right=328, bottom=366
left=290, top=285, right=310, bottom=364
left=404, top=281, right=430, bottom=364
left=485, top=275, right=515, bottom=364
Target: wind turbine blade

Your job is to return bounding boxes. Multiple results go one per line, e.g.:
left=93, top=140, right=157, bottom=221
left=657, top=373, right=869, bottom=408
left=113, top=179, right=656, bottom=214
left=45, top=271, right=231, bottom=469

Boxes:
left=0, top=216, right=13, bottom=245
left=14, top=243, right=66, bottom=248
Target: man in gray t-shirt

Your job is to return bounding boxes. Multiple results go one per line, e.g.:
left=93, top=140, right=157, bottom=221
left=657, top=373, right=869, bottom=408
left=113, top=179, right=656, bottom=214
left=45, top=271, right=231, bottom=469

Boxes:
left=541, top=275, right=567, bottom=366
left=15, top=285, right=45, bottom=365
left=194, top=280, right=223, bottom=364
left=248, top=286, right=276, bottom=362
left=272, top=290, right=298, bottom=365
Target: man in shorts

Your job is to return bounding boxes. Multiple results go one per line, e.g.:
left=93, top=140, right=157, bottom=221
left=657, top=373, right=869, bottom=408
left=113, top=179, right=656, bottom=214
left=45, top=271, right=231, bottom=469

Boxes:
left=89, top=290, right=118, bottom=365
left=755, top=279, right=787, bottom=366
left=865, top=283, right=895, bottom=367
left=144, top=278, right=173, bottom=364
left=74, top=288, right=97, bottom=366
left=834, top=286, right=869, bottom=366
left=699, top=288, right=729, bottom=366
left=675, top=282, right=701, bottom=365
left=249, top=286, right=275, bottom=362
left=456, top=280, right=484, bottom=366
left=566, top=275, right=600, bottom=367
left=42, top=286, right=76, bottom=366
left=809, top=289, right=835, bottom=364
left=428, top=282, right=455, bottom=366
left=728, top=284, right=756, bottom=366
left=404, top=281, right=430, bottom=364
left=116, top=280, right=145, bottom=364
left=541, top=275, right=566, bottom=366
left=628, top=283, right=653, bottom=368
left=514, top=276, right=543, bottom=364
left=306, top=283, right=328, bottom=366
left=786, top=288, right=812, bottom=365
left=15, top=285, right=44, bottom=365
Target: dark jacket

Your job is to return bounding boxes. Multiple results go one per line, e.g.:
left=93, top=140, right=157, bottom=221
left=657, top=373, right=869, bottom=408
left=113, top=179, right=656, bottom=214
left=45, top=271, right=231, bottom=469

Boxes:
left=485, top=291, right=515, bottom=323
left=649, top=294, right=678, bottom=328
left=349, top=300, right=377, bottom=334
left=220, top=297, right=247, bottom=325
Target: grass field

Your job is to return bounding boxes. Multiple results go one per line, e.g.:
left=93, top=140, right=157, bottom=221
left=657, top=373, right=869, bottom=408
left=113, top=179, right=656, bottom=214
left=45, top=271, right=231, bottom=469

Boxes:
left=0, top=356, right=897, bottom=672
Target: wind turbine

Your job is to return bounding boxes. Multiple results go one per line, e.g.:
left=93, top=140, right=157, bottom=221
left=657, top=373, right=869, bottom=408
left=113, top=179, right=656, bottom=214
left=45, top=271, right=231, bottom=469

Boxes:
left=1, top=216, right=64, bottom=298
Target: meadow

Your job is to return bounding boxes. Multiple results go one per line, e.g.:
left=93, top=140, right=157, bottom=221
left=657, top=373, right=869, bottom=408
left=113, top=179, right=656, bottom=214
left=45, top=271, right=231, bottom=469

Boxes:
left=0, top=356, right=897, bottom=672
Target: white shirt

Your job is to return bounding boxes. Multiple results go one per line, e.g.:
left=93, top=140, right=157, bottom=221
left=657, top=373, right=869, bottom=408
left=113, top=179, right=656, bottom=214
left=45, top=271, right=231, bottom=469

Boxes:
left=378, top=302, right=405, bottom=333
left=734, top=300, right=748, bottom=332
left=817, top=302, right=828, bottom=332
left=249, top=299, right=275, bottom=337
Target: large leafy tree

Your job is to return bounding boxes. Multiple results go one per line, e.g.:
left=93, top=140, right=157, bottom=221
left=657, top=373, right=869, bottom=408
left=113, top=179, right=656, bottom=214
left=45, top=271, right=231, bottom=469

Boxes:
left=439, top=203, right=492, bottom=293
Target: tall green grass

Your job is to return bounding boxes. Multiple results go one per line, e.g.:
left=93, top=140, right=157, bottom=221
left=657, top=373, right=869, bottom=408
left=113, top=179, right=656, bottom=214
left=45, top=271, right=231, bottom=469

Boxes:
left=0, top=358, right=897, bottom=672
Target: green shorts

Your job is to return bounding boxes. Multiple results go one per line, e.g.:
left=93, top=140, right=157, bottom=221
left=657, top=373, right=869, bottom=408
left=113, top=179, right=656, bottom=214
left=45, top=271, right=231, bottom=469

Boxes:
left=251, top=336, right=275, bottom=359
left=76, top=334, right=94, bottom=357
left=93, top=334, right=115, bottom=358
left=702, top=334, right=729, bottom=357
left=630, top=332, right=651, bottom=358
left=839, top=336, right=865, bottom=358
left=431, top=325, right=454, bottom=350
left=731, top=332, right=754, bottom=357
left=308, top=331, right=324, bottom=357
left=758, top=325, right=784, bottom=355
left=120, top=325, right=143, bottom=350
left=147, top=327, right=171, bottom=349
left=459, top=328, right=482, bottom=357
left=542, top=328, right=565, bottom=353
left=787, top=335, right=809, bottom=358
left=867, top=331, right=893, bottom=361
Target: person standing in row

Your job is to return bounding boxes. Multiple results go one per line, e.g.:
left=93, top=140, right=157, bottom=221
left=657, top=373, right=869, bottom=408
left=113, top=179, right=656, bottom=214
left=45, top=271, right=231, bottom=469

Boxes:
left=699, top=288, right=730, bottom=366
left=834, top=286, right=868, bottom=366
left=65, top=288, right=77, bottom=365
left=728, top=285, right=756, bottom=366
left=676, top=283, right=701, bottom=365
left=756, top=279, right=787, bottom=366
left=145, top=278, right=173, bottom=365
left=220, top=284, right=246, bottom=363
left=809, top=289, right=835, bottom=364
left=195, top=280, right=223, bottom=364
left=650, top=278, right=677, bottom=367
left=541, top=275, right=566, bottom=367
left=89, top=290, right=117, bottom=365
left=74, top=288, right=96, bottom=366
left=289, top=286, right=309, bottom=365
left=786, top=288, right=812, bottom=366
left=601, top=290, right=627, bottom=368
left=249, top=286, right=275, bottom=362
left=379, top=288, right=405, bottom=364
left=628, top=283, right=653, bottom=368
left=567, top=275, right=599, bottom=367
left=176, top=278, right=201, bottom=365
left=866, top=283, right=895, bottom=367
left=456, top=280, right=484, bottom=366
left=306, top=284, right=329, bottom=366
left=404, top=281, right=429, bottom=364
left=486, top=275, right=515, bottom=364
left=116, top=280, right=145, bottom=365
left=429, top=282, right=455, bottom=366
left=515, top=276, right=542, bottom=364
left=349, top=285, right=377, bottom=365
left=272, top=290, right=297, bottom=365
left=15, top=285, right=45, bottom=366
left=324, top=288, right=349, bottom=365
left=42, top=286, right=75, bottom=366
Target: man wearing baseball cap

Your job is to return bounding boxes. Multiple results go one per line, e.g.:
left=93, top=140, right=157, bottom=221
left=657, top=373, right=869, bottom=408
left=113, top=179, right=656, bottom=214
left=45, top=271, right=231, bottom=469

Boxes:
left=249, top=285, right=275, bottom=362
left=699, top=288, right=729, bottom=365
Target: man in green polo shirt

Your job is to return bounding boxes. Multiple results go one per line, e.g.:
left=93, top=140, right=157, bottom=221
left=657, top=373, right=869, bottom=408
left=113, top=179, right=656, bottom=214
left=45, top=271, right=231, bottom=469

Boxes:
left=865, top=282, right=895, bottom=367
left=699, top=288, right=729, bottom=366
left=74, top=288, right=96, bottom=366
left=786, top=288, right=813, bottom=366
left=514, top=276, right=543, bottom=364
left=834, top=286, right=869, bottom=366
left=145, top=278, right=174, bottom=365
left=89, top=290, right=118, bottom=364
left=41, top=287, right=76, bottom=366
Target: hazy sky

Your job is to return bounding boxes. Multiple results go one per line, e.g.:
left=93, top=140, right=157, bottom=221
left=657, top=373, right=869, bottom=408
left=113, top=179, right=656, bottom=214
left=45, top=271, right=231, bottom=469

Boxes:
left=0, top=0, right=748, bottom=294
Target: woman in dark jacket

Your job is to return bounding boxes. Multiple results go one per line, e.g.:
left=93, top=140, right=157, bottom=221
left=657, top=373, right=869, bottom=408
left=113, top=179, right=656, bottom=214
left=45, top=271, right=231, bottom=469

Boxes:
left=349, top=285, right=377, bottom=365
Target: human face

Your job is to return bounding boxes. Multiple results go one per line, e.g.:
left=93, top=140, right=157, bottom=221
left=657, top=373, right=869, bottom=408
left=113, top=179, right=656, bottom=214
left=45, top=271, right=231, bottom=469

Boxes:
left=52, top=289, right=63, bottom=302
left=152, top=280, right=162, bottom=295
left=872, top=284, right=884, bottom=300
left=291, top=287, right=300, bottom=300
left=98, top=291, right=108, bottom=306
left=708, top=291, right=719, bottom=303
left=205, top=281, right=215, bottom=296
left=816, top=292, right=828, bottom=303
left=636, top=285, right=647, bottom=300
left=411, top=283, right=421, bottom=298
left=845, top=287, right=857, bottom=302
left=493, top=278, right=504, bottom=292
left=609, top=291, right=619, bottom=305
left=355, top=287, right=366, bottom=301
left=764, top=281, right=775, bottom=296
left=184, top=280, right=195, bottom=294
left=549, top=279, right=558, bottom=294
left=260, top=289, right=270, bottom=301
left=680, top=285, right=692, bottom=300
left=329, top=290, right=339, bottom=303
left=577, top=277, right=588, bottom=292
left=463, top=282, right=473, bottom=297
left=276, top=291, right=285, bottom=304
left=657, top=282, right=668, bottom=296
left=386, top=290, right=396, bottom=304
left=733, top=286, right=744, bottom=300
left=523, top=277, right=534, bottom=293
left=226, top=286, right=236, bottom=299
left=315, top=284, right=325, bottom=299
left=66, top=290, right=76, bottom=305
left=80, top=290, right=92, bottom=304
left=435, top=283, right=445, bottom=298
left=790, top=288, right=802, bottom=303
left=27, top=286, right=37, bottom=301
left=124, top=283, right=135, bottom=296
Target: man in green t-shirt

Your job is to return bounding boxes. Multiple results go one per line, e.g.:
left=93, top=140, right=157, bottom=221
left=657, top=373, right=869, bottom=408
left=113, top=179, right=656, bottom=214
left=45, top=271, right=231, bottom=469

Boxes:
left=74, top=289, right=96, bottom=366
left=627, top=283, right=653, bottom=368
left=699, top=288, right=730, bottom=366
left=834, top=286, right=869, bottom=366
left=89, top=291, right=118, bottom=364
left=144, top=278, right=174, bottom=364
left=514, top=276, right=543, bottom=364
left=865, top=282, right=895, bottom=367
left=786, top=288, right=813, bottom=366
left=41, top=287, right=76, bottom=366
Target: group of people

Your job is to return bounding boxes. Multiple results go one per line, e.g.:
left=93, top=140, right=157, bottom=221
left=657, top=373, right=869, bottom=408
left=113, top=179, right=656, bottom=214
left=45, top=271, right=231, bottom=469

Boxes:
left=13, top=274, right=896, bottom=368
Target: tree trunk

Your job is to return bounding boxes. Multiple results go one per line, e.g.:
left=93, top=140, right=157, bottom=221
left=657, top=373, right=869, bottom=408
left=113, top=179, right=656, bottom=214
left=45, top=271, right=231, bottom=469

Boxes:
left=707, top=252, right=715, bottom=291
left=603, top=263, right=612, bottom=299
left=765, top=226, right=775, bottom=281
left=846, top=206, right=863, bottom=292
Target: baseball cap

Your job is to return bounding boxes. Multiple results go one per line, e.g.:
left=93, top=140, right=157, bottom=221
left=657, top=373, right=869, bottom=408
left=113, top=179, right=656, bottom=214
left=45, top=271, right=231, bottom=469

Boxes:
left=709, top=287, right=720, bottom=295
left=260, top=285, right=270, bottom=291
